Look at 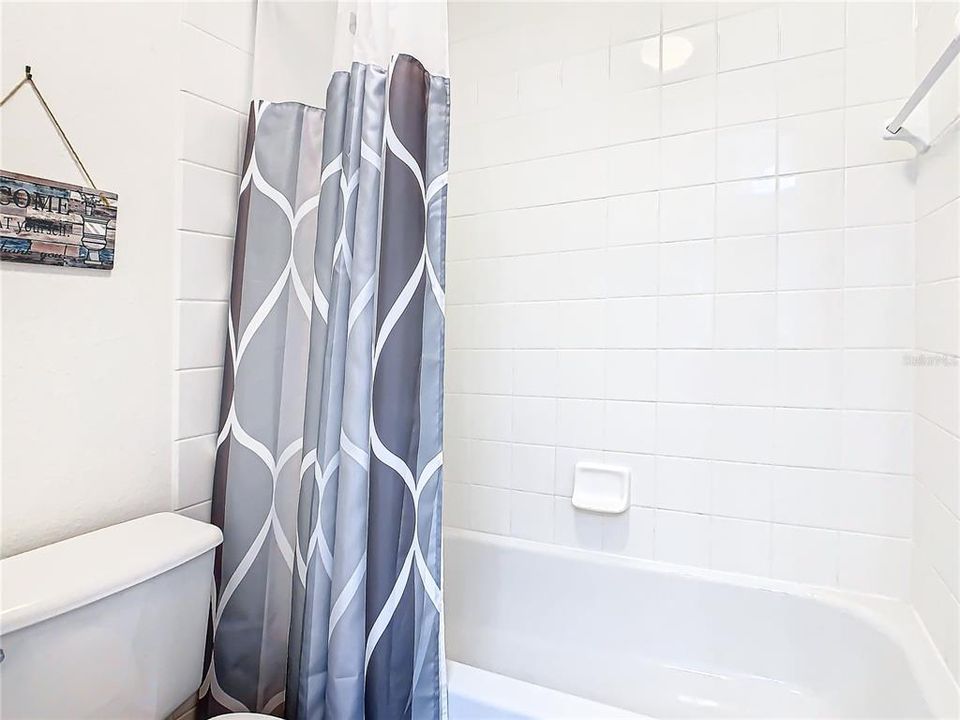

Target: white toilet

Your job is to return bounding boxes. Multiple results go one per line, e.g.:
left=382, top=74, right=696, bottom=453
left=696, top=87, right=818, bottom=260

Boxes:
left=0, top=512, right=273, bottom=720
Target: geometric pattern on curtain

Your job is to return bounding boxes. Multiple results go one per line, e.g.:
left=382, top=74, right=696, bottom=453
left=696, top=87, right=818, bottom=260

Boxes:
left=200, top=55, right=449, bottom=720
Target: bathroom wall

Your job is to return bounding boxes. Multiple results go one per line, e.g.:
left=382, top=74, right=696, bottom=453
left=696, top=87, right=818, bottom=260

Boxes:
left=172, top=2, right=256, bottom=524
left=0, top=1, right=255, bottom=557
left=443, top=1, right=919, bottom=599
left=911, top=1, right=960, bottom=683
left=0, top=2, right=182, bottom=557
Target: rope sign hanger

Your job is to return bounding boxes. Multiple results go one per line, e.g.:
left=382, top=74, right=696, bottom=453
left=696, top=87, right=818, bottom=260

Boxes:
left=0, top=65, right=110, bottom=207
left=0, top=64, right=118, bottom=271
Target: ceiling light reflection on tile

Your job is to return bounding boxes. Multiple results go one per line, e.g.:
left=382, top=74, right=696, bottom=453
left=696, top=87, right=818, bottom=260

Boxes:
left=660, top=36, right=694, bottom=72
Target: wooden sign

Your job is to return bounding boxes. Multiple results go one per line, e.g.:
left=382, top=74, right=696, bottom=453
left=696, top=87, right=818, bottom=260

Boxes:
left=0, top=170, right=117, bottom=270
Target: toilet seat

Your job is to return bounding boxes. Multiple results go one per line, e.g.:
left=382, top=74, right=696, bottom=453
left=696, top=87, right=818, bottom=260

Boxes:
left=221, top=714, right=276, bottom=719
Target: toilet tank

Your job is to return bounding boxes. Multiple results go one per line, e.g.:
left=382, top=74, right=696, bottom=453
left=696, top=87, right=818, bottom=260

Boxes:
left=0, top=513, right=223, bottom=720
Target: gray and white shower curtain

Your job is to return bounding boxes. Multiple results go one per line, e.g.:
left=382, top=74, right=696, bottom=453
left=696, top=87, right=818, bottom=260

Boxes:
left=201, top=55, right=450, bottom=720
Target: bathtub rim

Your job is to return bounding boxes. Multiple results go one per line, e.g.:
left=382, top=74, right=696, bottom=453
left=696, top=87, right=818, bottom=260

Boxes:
left=443, top=528, right=960, bottom=719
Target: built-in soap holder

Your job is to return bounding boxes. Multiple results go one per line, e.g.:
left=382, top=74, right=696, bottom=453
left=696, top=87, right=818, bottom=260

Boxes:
left=571, top=462, right=630, bottom=514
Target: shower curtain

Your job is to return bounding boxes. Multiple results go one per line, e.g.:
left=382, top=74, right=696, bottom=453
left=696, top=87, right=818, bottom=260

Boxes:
left=200, top=52, right=449, bottom=720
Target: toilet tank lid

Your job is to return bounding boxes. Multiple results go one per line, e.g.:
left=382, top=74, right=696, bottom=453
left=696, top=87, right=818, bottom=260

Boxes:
left=1, top=512, right=223, bottom=635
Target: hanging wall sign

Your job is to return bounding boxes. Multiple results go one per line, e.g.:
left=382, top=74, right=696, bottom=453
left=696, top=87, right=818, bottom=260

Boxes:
left=0, top=171, right=117, bottom=270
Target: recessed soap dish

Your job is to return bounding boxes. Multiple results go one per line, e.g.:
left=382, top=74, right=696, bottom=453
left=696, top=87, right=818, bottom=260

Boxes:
left=571, top=462, right=631, bottom=514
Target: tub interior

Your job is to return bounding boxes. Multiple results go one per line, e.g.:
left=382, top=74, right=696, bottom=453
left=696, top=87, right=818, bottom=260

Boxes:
left=447, top=661, right=643, bottom=720
left=444, top=530, right=957, bottom=718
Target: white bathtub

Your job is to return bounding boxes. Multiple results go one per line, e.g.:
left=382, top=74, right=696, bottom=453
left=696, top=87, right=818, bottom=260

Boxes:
left=443, top=529, right=959, bottom=719
left=448, top=662, right=643, bottom=719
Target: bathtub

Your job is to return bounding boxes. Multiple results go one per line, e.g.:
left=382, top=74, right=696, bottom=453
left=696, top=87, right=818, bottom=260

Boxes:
left=443, top=529, right=959, bottom=719
left=448, top=661, right=643, bottom=719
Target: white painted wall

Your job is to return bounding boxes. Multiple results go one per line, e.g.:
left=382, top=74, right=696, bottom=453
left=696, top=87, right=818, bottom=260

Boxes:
left=0, top=1, right=254, bottom=557
left=0, top=1, right=182, bottom=557
left=443, top=1, right=919, bottom=599
left=911, top=0, right=960, bottom=685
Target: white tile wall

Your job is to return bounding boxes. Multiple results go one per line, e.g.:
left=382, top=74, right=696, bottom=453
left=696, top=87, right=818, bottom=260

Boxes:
left=445, top=1, right=919, bottom=600
left=173, top=2, right=254, bottom=517
left=911, top=0, right=960, bottom=685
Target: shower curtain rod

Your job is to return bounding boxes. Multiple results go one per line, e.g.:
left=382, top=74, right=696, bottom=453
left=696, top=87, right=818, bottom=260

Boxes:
left=886, top=31, right=960, bottom=135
